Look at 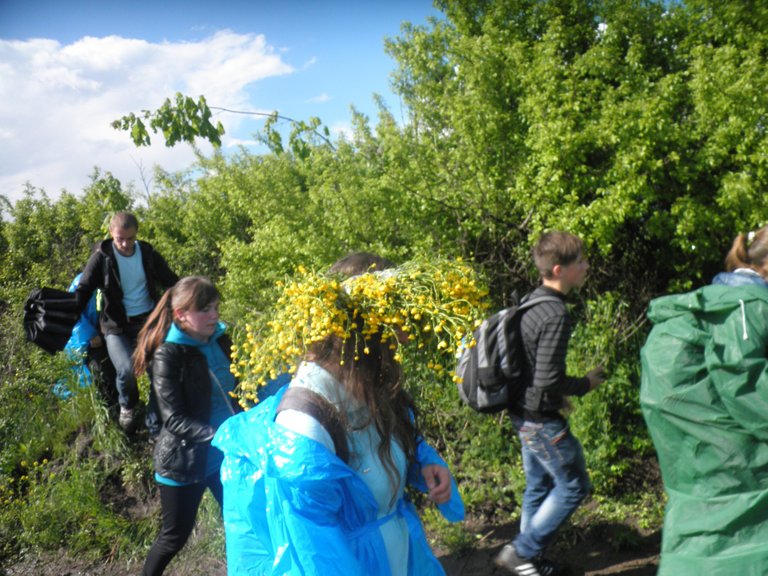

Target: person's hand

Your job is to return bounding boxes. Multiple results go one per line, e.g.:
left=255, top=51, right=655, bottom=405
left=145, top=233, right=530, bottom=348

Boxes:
left=89, top=335, right=103, bottom=348
left=587, top=365, right=606, bottom=391
left=421, top=464, right=452, bottom=504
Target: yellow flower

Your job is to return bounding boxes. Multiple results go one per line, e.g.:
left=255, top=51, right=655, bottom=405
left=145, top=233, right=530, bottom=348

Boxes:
left=229, top=258, right=489, bottom=408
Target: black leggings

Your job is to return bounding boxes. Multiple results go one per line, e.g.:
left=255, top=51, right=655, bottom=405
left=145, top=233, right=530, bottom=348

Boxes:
left=142, top=474, right=223, bottom=576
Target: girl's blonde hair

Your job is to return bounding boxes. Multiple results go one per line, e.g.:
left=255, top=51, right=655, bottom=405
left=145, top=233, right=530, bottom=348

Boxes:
left=133, top=276, right=219, bottom=376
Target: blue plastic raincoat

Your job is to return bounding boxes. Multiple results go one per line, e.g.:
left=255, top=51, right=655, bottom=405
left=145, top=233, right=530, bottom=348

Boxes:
left=212, top=385, right=464, bottom=575
left=54, top=274, right=100, bottom=397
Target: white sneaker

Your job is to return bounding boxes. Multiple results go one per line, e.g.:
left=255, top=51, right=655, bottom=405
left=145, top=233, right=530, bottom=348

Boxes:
left=119, top=406, right=137, bottom=432
left=494, top=544, right=558, bottom=576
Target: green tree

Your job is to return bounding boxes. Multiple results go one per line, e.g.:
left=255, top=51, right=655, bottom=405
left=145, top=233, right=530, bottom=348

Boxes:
left=112, top=92, right=225, bottom=148
left=387, top=0, right=768, bottom=298
left=0, top=172, right=133, bottom=293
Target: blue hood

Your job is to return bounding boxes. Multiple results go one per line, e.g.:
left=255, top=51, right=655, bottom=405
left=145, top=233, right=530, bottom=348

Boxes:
left=166, top=320, right=226, bottom=346
left=712, top=270, right=768, bottom=289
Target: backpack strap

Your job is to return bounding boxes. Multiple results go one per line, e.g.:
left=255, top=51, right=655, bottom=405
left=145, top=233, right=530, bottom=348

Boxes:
left=500, top=295, right=563, bottom=379
left=276, top=387, right=350, bottom=464
left=516, top=294, right=563, bottom=313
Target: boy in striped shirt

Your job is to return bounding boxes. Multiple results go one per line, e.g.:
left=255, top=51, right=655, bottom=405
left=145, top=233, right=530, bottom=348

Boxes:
left=495, top=231, right=605, bottom=576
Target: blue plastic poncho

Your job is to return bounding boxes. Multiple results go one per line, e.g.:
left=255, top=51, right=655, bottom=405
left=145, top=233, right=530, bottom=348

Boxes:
left=212, top=386, right=464, bottom=576
left=53, top=274, right=100, bottom=398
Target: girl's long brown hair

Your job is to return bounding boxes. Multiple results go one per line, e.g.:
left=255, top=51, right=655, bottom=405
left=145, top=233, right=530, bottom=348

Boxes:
left=133, top=276, right=219, bottom=376
left=307, top=324, right=419, bottom=500
left=725, top=226, right=768, bottom=274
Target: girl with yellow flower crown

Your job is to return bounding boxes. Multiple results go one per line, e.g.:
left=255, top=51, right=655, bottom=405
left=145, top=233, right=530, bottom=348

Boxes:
left=213, top=253, right=485, bottom=576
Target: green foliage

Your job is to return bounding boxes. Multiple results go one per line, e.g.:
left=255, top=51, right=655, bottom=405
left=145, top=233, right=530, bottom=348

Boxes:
left=7, top=0, right=768, bottom=565
left=388, top=0, right=768, bottom=298
left=589, top=492, right=667, bottom=535
left=420, top=507, right=476, bottom=556
left=111, top=92, right=225, bottom=148
left=0, top=172, right=133, bottom=290
left=0, top=271, right=152, bottom=563
left=405, top=360, right=524, bottom=520
left=567, top=292, right=654, bottom=494
left=17, top=461, right=152, bottom=559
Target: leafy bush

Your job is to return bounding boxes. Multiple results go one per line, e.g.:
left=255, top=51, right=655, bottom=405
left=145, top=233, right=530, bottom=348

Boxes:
left=567, top=293, right=655, bottom=495
left=17, top=0, right=768, bottom=563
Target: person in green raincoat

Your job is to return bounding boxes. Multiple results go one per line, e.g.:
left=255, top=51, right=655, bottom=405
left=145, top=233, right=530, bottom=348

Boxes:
left=640, top=225, right=768, bottom=575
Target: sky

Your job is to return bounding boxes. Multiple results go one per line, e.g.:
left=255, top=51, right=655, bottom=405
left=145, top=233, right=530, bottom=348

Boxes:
left=0, top=0, right=442, bottom=205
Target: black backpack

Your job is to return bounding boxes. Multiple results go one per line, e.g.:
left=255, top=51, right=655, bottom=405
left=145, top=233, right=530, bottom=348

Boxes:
left=23, top=287, right=80, bottom=355
left=455, top=295, right=561, bottom=413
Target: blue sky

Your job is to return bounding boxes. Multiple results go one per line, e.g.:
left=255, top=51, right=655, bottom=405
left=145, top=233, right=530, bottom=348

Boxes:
left=0, top=0, right=441, bottom=204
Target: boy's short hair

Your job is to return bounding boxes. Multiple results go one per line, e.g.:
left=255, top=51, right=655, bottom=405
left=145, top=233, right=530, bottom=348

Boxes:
left=109, top=212, right=139, bottom=232
left=533, top=231, right=584, bottom=279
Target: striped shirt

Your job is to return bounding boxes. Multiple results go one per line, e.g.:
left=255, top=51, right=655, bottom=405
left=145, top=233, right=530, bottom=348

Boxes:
left=518, top=286, right=590, bottom=418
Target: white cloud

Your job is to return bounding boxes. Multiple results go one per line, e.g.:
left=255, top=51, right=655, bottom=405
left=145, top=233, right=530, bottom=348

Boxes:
left=0, top=31, right=295, bottom=204
left=329, top=120, right=353, bottom=140
left=306, top=92, right=330, bottom=104
left=226, top=137, right=264, bottom=149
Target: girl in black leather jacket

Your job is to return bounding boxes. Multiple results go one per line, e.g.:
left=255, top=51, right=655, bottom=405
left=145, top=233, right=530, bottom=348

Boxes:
left=133, top=276, right=240, bottom=576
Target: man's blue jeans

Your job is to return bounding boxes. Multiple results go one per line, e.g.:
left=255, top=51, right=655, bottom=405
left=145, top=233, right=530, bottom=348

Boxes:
left=105, top=330, right=141, bottom=410
left=510, top=415, right=592, bottom=559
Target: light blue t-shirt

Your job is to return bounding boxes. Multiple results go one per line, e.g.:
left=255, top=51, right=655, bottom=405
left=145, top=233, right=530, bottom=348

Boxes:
left=276, top=361, right=409, bottom=576
left=113, top=241, right=154, bottom=317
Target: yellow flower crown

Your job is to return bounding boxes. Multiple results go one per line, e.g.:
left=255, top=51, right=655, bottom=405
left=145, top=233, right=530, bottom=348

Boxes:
left=231, top=258, right=489, bottom=407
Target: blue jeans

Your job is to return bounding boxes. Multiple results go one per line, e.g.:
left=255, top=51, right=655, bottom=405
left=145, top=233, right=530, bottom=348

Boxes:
left=105, top=330, right=140, bottom=410
left=105, top=317, right=161, bottom=435
left=511, top=415, right=591, bottom=559
left=104, top=313, right=151, bottom=409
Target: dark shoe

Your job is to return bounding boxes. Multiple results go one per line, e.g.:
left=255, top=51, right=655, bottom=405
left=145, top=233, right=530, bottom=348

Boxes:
left=535, top=555, right=571, bottom=576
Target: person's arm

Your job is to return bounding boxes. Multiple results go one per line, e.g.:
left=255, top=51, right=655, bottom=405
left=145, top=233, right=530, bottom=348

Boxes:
left=152, top=345, right=215, bottom=442
left=268, top=474, right=370, bottom=573
left=275, top=410, right=335, bottom=450
left=532, top=314, right=590, bottom=397
left=152, top=249, right=179, bottom=288
left=73, top=252, right=102, bottom=316
left=269, top=408, right=375, bottom=573
left=407, top=436, right=465, bottom=522
left=215, top=399, right=368, bottom=575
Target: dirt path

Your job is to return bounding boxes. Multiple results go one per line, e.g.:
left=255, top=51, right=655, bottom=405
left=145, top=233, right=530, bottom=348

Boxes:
left=3, top=546, right=659, bottom=576
left=437, top=519, right=660, bottom=576
left=439, top=543, right=659, bottom=575
left=3, top=521, right=660, bottom=576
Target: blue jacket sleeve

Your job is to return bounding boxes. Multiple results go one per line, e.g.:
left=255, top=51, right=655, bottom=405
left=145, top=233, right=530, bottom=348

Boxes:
left=214, top=396, right=386, bottom=576
left=407, top=436, right=465, bottom=522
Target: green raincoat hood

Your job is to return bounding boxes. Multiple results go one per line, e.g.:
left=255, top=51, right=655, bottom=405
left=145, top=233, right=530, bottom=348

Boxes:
left=641, top=284, right=768, bottom=575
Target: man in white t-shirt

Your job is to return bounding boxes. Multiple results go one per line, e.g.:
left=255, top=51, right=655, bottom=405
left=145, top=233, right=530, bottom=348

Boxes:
left=74, top=212, right=178, bottom=433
